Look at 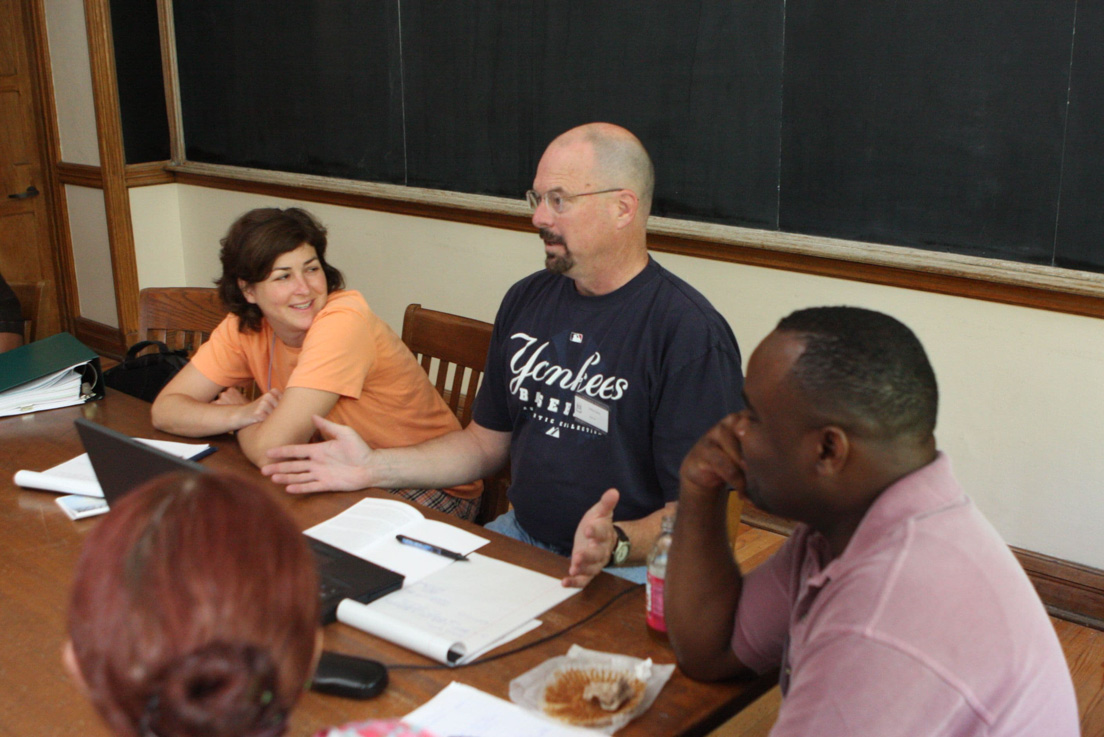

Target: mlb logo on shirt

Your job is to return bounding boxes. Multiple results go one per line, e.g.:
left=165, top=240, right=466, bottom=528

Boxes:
left=570, top=332, right=583, bottom=343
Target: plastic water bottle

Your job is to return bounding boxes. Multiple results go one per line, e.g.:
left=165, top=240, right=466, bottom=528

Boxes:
left=646, top=514, right=675, bottom=641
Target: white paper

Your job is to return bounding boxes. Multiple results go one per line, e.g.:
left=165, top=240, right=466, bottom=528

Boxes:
left=404, top=682, right=594, bottom=737
left=305, top=497, right=489, bottom=582
left=337, top=552, right=577, bottom=665
left=14, top=438, right=215, bottom=497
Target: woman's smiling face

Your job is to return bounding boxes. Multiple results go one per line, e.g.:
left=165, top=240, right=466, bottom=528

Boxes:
left=239, top=243, right=328, bottom=347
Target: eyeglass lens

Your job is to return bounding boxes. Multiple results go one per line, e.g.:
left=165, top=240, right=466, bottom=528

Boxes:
left=526, top=190, right=565, bottom=212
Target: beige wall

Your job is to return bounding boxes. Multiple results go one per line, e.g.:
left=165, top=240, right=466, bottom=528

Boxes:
left=65, top=185, right=115, bottom=326
left=131, top=184, right=1104, bottom=571
left=43, top=0, right=99, bottom=166
left=130, top=185, right=185, bottom=288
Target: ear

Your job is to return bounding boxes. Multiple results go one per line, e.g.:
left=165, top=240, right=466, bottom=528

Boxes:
left=62, top=640, right=90, bottom=697
left=238, top=279, right=257, bottom=304
left=612, top=189, right=639, bottom=229
left=814, top=426, right=850, bottom=476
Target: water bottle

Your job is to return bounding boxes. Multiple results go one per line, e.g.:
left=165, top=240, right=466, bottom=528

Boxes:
left=646, top=514, right=675, bottom=641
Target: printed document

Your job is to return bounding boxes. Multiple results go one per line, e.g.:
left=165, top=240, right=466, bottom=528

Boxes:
left=403, top=682, right=593, bottom=737
left=305, top=497, right=490, bottom=583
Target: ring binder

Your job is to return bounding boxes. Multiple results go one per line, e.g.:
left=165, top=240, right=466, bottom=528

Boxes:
left=0, top=333, right=105, bottom=417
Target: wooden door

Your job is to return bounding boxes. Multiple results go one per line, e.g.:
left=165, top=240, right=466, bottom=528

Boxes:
left=0, top=0, right=60, bottom=337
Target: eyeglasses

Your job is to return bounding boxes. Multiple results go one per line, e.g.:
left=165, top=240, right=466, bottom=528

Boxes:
left=525, top=188, right=623, bottom=214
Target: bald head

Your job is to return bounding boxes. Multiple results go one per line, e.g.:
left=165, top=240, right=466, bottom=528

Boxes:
left=550, top=123, right=655, bottom=217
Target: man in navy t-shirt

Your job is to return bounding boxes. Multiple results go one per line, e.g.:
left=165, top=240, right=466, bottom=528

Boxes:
left=265, top=123, right=744, bottom=587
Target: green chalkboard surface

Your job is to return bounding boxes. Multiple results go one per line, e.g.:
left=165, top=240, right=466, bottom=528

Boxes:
left=165, top=1, right=1104, bottom=274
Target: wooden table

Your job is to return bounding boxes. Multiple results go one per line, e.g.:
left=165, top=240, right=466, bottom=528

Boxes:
left=0, top=391, right=771, bottom=736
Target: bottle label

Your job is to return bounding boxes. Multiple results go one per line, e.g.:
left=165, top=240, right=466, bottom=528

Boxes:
left=646, top=572, right=666, bottom=632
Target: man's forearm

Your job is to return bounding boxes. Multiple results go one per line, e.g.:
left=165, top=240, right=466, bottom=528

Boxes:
left=666, top=486, right=746, bottom=681
left=365, top=423, right=510, bottom=490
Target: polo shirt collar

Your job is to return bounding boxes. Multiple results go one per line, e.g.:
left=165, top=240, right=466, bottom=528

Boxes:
left=804, top=452, right=961, bottom=587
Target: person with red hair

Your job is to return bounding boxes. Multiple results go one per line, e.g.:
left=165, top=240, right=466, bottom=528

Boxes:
left=63, top=471, right=440, bottom=737
left=64, top=472, right=320, bottom=737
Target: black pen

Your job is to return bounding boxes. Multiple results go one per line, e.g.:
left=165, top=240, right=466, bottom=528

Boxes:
left=395, top=534, right=469, bottom=561
left=189, top=445, right=218, bottom=462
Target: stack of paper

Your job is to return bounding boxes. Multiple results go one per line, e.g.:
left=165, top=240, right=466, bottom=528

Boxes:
left=338, top=553, right=576, bottom=664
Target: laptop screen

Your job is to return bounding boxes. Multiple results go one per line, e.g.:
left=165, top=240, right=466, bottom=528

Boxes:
left=72, top=418, right=403, bottom=622
left=74, top=417, right=207, bottom=505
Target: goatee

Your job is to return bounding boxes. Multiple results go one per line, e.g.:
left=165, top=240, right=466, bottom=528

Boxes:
left=545, top=254, right=573, bottom=274
left=540, top=228, right=572, bottom=274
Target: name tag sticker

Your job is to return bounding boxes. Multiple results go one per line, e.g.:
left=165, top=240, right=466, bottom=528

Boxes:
left=573, top=393, right=609, bottom=434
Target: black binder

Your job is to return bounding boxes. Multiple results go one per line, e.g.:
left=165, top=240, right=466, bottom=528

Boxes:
left=0, top=332, right=104, bottom=416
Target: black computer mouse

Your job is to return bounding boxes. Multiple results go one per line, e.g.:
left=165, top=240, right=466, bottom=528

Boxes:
left=310, top=650, right=389, bottom=699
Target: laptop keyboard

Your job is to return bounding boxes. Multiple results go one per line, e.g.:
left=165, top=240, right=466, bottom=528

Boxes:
left=319, top=576, right=350, bottom=604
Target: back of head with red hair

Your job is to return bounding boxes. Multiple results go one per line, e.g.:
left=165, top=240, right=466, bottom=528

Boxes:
left=67, top=472, right=319, bottom=737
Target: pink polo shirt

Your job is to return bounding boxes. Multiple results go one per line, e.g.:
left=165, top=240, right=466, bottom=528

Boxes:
left=731, top=453, right=1079, bottom=736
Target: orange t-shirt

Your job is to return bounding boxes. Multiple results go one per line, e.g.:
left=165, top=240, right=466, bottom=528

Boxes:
left=190, top=290, right=480, bottom=498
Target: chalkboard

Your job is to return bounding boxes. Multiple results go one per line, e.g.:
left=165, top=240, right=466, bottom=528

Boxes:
left=168, top=0, right=1104, bottom=274
left=1055, top=0, right=1104, bottom=272
left=110, top=0, right=170, bottom=164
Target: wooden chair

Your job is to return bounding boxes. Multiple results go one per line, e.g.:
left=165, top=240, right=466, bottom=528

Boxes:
left=9, top=280, right=45, bottom=344
left=401, top=303, right=509, bottom=524
left=138, top=287, right=225, bottom=356
left=727, top=493, right=746, bottom=553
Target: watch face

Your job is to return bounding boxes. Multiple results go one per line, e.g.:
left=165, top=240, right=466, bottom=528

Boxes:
left=612, top=541, right=630, bottom=565
left=612, top=526, right=630, bottom=565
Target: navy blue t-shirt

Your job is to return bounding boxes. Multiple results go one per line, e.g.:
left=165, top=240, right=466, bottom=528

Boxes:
left=472, top=258, right=744, bottom=552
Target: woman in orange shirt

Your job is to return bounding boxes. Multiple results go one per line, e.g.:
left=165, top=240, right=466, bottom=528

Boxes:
left=151, top=207, right=479, bottom=519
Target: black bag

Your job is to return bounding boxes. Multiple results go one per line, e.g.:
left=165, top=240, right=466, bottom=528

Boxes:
left=103, top=340, right=190, bottom=402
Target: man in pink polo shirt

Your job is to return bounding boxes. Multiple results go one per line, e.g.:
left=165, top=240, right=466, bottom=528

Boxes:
left=666, top=307, right=1079, bottom=736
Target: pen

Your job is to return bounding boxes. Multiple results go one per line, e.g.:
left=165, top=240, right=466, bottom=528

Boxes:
left=395, top=534, right=469, bottom=561
left=190, top=446, right=218, bottom=461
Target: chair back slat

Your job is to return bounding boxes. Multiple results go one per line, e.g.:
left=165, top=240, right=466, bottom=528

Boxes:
left=138, top=288, right=225, bottom=357
left=401, top=303, right=508, bottom=524
left=457, top=367, right=481, bottom=427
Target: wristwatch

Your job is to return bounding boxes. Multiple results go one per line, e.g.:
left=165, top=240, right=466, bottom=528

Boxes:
left=610, top=524, right=631, bottom=566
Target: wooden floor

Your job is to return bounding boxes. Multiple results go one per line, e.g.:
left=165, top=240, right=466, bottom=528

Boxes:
left=710, top=526, right=1104, bottom=737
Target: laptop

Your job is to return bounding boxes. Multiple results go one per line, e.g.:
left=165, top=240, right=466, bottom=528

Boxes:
left=74, top=418, right=404, bottom=623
